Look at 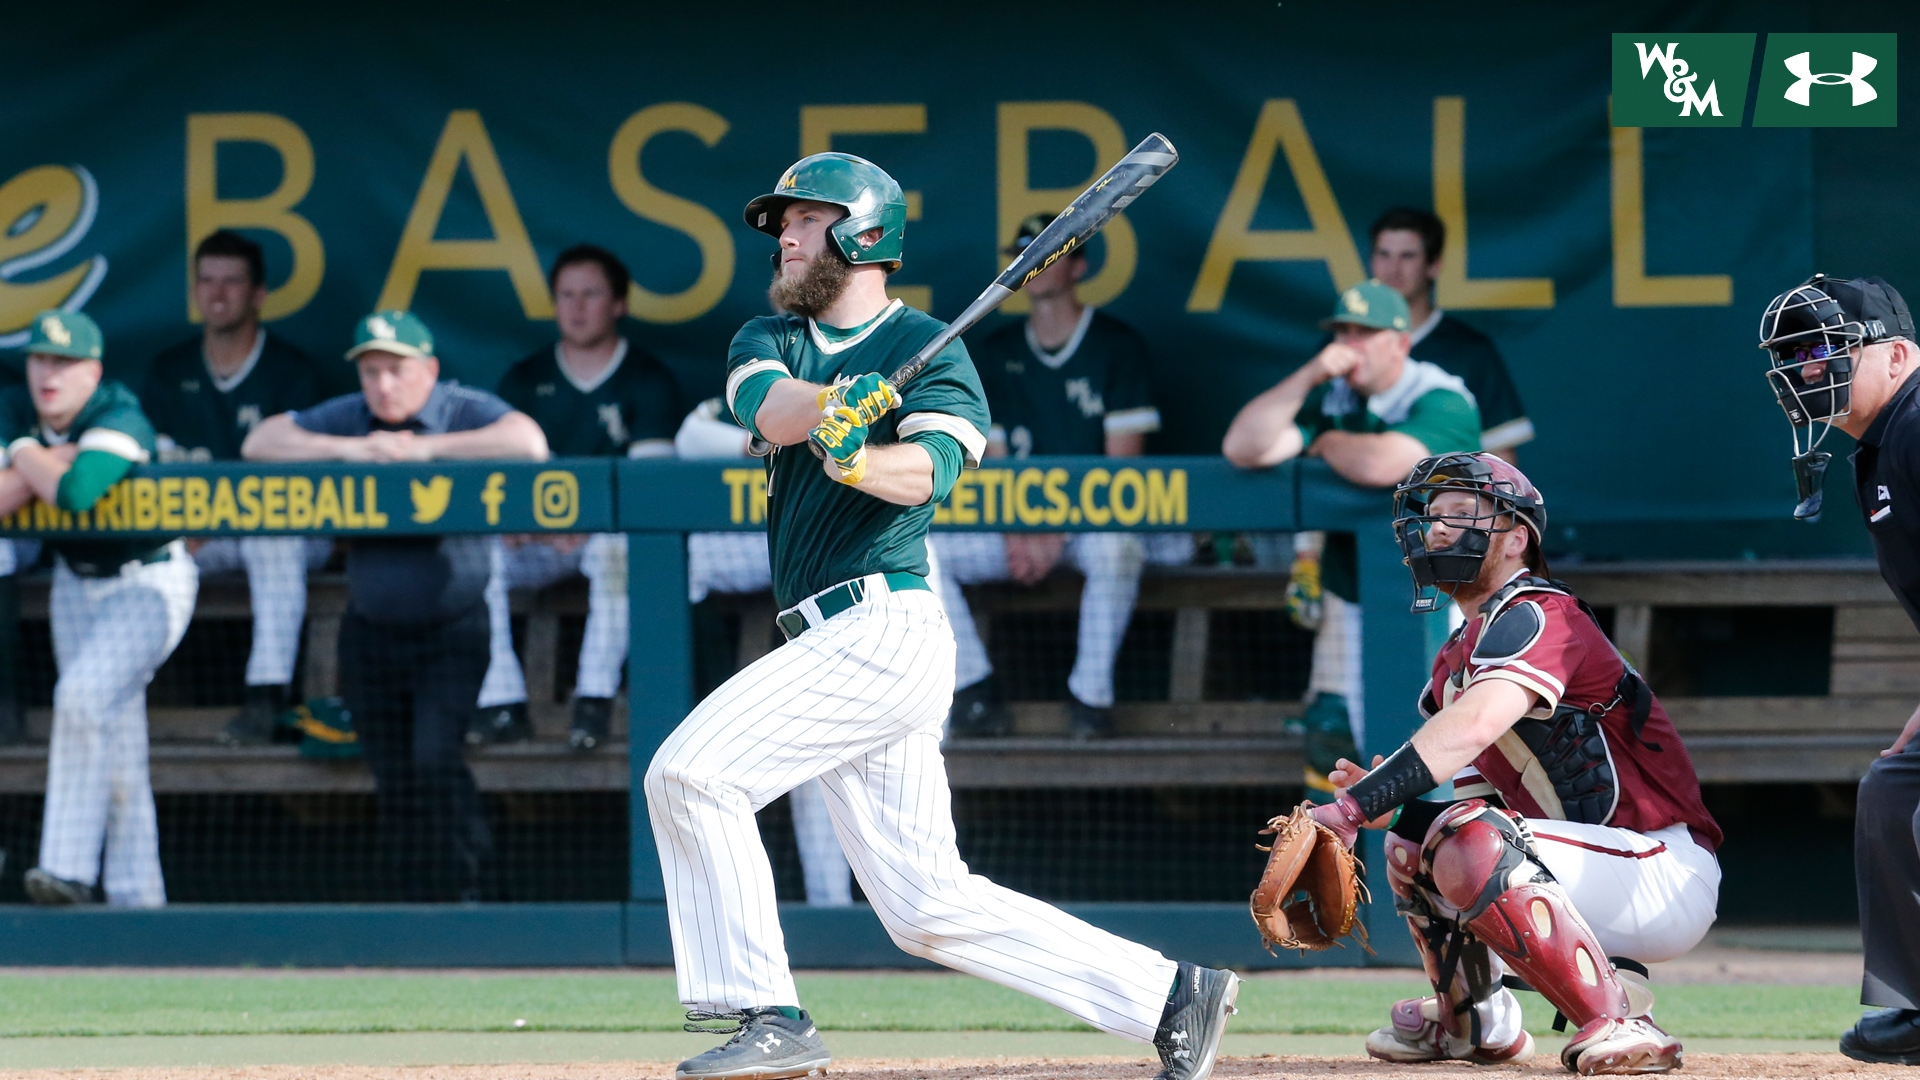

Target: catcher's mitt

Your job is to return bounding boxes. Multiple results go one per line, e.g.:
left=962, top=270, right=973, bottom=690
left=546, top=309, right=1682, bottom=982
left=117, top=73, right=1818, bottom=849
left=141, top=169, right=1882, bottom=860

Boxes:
left=1250, top=803, right=1371, bottom=954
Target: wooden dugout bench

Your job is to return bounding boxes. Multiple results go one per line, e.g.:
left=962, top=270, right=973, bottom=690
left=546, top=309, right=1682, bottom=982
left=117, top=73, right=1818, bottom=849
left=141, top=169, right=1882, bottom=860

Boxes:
left=0, top=558, right=1902, bottom=793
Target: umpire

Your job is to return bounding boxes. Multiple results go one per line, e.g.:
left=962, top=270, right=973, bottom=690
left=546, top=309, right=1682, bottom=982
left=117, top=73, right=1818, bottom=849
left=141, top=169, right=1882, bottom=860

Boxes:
left=1761, top=274, right=1920, bottom=1063
left=244, top=311, right=549, bottom=901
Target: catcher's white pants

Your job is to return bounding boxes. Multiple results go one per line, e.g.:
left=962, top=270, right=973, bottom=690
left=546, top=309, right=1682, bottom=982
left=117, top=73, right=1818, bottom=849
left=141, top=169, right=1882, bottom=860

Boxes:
left=1455, top=820, right=1721, bottom=1047
left=39, top=543, right=198, bottom=907
left=190, top=537, right=329, bottom=687
left=683, top=529, right=853, bottom=907
left=933, top=532, right=1145, bottom=708
left=478, top=534, right=628, bottom=706
left=645, top=583, right=1179, bottom=1040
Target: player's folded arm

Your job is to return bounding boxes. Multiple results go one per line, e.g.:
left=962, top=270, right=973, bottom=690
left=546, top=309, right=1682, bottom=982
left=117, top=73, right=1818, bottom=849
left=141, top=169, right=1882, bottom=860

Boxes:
left=56, top=429, right=146, bottom=512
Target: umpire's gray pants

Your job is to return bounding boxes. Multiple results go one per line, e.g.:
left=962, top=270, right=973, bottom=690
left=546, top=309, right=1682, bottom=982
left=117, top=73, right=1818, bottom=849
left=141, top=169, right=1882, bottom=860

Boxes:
left=1858, top=748, right=1920, bottom=1008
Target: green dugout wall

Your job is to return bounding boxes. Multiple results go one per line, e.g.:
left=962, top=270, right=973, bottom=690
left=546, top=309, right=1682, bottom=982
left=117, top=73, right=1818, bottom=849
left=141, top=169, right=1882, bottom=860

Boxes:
left=0, top=456, right=1421, bottom=968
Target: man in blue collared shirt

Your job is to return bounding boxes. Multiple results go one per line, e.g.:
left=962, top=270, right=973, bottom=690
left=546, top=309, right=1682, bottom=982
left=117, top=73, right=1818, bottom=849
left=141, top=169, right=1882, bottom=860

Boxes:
left=244, top=310, right=547, bottom=901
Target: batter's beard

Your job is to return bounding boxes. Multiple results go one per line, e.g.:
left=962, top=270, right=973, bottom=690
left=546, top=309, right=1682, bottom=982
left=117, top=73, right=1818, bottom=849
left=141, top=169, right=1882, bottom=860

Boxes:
left=769, top=247, right=853, bottom=319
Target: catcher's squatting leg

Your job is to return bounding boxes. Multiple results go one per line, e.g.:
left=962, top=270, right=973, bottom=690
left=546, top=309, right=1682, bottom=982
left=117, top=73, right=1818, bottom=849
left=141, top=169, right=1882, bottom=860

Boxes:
left=40, top=543, right=198, bottom=905
left=1383, top=800, right=1715, bottom=1070
left=643, top=585, right=1179, bottom=1040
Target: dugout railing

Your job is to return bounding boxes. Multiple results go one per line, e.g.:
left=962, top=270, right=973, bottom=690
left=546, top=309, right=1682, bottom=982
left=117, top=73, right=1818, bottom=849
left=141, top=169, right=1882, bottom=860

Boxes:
left=0, top=456, right=1426, bottom=968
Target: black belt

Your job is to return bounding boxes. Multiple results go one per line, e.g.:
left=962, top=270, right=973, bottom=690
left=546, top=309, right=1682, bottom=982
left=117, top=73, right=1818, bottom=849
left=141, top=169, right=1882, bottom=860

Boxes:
left=777, top=572, right=931, bottom=640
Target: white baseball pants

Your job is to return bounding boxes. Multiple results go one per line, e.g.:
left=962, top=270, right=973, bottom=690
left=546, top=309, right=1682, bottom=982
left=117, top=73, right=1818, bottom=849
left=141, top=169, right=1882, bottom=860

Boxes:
left=1457, top=820, right=1721, bottom=1045
left=39, top=542, right=198, bottom=907
left=645, top=582, right=1179, bottom=1041
left=190, top=537, right=329, bottom=687
left=933, top=532, right=1145, bottom=708
left=683, top=529, right=853, bottom=908
left=478, top=534, right=628, bottom=707
left=1307, top=592, right=1365, bottom=748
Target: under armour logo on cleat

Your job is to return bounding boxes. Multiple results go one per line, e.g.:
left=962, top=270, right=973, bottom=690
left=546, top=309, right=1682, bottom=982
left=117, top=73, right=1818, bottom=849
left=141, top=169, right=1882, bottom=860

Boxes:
left=756, top=1033, right=784, bottom=1053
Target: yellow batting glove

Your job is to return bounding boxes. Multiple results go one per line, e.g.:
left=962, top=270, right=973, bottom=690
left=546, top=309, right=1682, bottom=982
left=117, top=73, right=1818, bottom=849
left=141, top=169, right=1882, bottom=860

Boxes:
left=809, top=405, right=871, bottom=485
left=817, top=372, right=899, bottom=427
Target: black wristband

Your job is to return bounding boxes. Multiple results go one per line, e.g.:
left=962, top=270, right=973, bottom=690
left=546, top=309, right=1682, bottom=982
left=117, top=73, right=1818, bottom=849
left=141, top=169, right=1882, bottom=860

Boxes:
left=1346, top=742, right=1439, bottom=821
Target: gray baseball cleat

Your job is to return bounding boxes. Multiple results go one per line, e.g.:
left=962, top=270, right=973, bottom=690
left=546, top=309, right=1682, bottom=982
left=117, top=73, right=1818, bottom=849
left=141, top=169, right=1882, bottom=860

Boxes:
left=24, top=867, right=96, bottom=905
left=676, top=1006, right=830, bottom=1080
left=1153, top=962, right=1240, bottom=1080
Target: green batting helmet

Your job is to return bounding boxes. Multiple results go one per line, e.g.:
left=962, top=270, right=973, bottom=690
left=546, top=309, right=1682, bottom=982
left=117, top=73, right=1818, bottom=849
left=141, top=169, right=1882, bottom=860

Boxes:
left=743, top=153, right=907, bottom=271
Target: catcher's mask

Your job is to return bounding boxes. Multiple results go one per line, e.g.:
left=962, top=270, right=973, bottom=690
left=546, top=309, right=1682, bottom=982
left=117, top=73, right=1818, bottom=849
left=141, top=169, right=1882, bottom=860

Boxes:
left=1391, top=452, right=1546, bottom=613
left=1759, top=273, right=1915, bottom=520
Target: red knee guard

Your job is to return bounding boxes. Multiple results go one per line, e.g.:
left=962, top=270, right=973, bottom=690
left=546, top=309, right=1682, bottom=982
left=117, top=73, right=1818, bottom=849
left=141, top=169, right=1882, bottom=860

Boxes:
left=1418, top=805, right=1632, bottom=1031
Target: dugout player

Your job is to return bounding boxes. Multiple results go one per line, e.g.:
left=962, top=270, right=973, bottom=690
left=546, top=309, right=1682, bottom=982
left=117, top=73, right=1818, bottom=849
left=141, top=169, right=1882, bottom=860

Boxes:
left=1222, top=281, right=1480, bottom=788
left=933, top=212, right=1166, bottom=739
left=143, top=230, right=330, bottom=746
left=1758, top=274, right=1920, bottom=1064
left=243, top=310, right=548, bottom=901
left=474, top=245, right=682, bottom=750
left=1367, top=208, right=1532, bottom=459
left=1308, top=452, right=1721, bottom=1074
left=1, top=311, right=199, bottom=907
left=646, top=153, right=1239, bottom=1080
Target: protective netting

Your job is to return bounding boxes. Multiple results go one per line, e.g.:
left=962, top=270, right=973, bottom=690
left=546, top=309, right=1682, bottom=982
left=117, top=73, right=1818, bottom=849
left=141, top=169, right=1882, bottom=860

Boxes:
left=0, top=529, right=1314, bottom=905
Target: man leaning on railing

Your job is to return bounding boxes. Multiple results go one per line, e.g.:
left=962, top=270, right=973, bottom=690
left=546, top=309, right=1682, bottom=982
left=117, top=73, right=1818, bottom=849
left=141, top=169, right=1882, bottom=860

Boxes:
left=241, top=310, right=548, bottom=902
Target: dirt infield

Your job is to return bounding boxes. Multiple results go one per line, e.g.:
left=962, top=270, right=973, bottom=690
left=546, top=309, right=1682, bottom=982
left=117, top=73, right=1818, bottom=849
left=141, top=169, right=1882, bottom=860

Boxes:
left=3, top=1055, right=1912, bottom=1080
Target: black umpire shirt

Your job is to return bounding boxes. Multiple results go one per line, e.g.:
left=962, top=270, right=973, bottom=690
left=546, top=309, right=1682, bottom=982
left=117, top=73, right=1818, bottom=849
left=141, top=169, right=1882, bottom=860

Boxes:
left=1855, top=374, right=1920, bottom=631
left=293, top=381, right=512, bottom=623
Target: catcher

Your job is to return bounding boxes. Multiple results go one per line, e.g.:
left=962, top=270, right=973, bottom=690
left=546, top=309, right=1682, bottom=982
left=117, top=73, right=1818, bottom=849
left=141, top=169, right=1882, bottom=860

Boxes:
left=1253, top=452, right=1721, bottom=1075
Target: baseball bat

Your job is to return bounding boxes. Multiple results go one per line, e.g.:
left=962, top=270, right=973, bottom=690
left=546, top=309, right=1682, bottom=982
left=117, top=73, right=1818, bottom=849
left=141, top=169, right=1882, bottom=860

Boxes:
left=890, top=131, right=1179, bottom=387
left=806, top=132, right=1178, bottom=460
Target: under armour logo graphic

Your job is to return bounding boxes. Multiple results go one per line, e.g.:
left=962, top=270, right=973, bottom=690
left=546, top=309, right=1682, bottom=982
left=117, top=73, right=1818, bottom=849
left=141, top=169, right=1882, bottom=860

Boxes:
left=1065, top=377, right=1105, bottom=419
left=1784, top=51, right=1879, bottom=107
left=597, top=403, right=629, bottom=445
left=1635, top=42, right=1722, bottom=117
left=1167, top=1030, right=1192, bottom=1059
left=755, top=1033, right=784, bottom=1053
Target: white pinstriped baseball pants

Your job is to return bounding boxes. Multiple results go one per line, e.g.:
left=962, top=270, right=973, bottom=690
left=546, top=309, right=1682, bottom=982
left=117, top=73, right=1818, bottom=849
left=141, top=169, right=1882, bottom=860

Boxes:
left=39, top=543, right=198, bottom=906
left=190, top=537, right=330, bottom=687
left=645, top=584, right=1179, bottom=1041
left=478, top=535, right=629, bottom=706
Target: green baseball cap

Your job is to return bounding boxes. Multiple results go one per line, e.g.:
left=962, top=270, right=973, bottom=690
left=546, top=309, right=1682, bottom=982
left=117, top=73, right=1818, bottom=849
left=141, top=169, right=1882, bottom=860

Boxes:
left=1319, top=280, right=1411, bottom=332
left=345, top=310, right=434, bottom=361
left=25, top=309, right=103, bottom=361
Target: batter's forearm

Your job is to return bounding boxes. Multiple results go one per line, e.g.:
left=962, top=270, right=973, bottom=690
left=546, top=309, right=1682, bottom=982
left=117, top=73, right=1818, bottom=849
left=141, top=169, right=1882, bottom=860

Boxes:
left=847, top=441, right=935, bottom=506
left=754, top=379, right=830, bottom=446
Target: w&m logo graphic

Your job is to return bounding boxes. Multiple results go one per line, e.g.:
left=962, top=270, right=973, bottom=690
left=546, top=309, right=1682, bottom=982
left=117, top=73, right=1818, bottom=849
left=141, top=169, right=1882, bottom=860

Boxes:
left=1612, top=34, right=1754, bottom=127
left=1755, top=34, right=1897, bottom=127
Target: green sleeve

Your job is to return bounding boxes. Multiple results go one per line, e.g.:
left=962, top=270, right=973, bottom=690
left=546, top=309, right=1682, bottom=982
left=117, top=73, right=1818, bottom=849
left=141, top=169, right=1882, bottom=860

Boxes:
left=725, top=318, right=796, bottom=439
left=903, top=431, right=962, bottom=504
left=1389, top=389, right=1481, bottom=455
left=730, top=372, right=783, bottom=441
left=56, top=450, right=133, bottom=512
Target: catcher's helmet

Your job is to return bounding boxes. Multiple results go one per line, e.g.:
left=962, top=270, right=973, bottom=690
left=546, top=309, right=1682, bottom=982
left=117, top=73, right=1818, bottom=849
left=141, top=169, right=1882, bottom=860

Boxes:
left=743, top=153, right=907, bottom=271
left=1391, top=452, right=1546, bottom=613
left=1758, top=273, right=1915, bottom=519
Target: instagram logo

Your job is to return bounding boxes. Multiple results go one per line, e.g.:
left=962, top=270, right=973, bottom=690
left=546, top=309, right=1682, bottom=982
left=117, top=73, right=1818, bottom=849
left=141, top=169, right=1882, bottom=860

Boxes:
left=532, top=471, right=579, bottom=528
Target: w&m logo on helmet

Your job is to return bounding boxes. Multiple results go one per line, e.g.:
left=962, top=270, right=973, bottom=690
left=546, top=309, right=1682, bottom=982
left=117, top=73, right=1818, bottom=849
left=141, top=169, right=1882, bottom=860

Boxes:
left=1611, top=34, right=1754, bottom=127
left=1755, top=33, right=1898, bottom=128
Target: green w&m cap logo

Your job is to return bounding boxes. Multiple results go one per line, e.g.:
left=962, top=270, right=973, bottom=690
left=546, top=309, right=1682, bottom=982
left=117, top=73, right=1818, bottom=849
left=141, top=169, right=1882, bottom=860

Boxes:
left=1611, top=34, right=1755, bottom=127
left=1755, top=34, right=1898, bottom=127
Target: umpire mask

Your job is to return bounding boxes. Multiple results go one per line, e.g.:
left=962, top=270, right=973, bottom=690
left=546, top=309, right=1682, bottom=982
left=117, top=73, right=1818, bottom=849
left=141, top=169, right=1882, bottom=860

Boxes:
left=1391, top=452, right=1546, bottom=614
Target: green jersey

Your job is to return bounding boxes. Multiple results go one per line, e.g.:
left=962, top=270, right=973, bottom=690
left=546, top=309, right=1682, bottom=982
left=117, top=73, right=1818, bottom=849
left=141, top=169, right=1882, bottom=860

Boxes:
left=726, top=299, right=989, bottom=609
left=1298, top=359, right=1480, bottom=602
left=142, top=331, right=322, bottom=461
left=1407, top=310, right=1532, bottom=452
left=970, top=307, right=1159, bottom=457
left=0, top=379, right=169, bottom=570
left=496, top=338, right=683, bottom=458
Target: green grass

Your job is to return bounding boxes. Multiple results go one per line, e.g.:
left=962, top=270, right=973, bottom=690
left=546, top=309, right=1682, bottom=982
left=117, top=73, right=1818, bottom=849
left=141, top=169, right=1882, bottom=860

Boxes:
left=0, top=973, right=1864, bottom=1040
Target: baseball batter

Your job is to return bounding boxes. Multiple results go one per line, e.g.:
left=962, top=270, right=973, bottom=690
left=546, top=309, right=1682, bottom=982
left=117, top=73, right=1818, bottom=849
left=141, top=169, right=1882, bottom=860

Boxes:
left=1308, top=452, right=1720, bottom=1075
left=645, top=153, right=1238, bottom=1080
left=1, top=311, right=198, bottom=907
